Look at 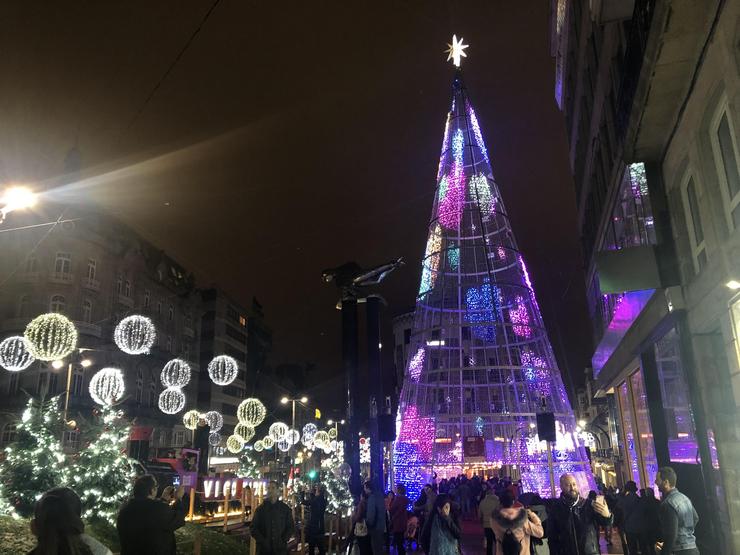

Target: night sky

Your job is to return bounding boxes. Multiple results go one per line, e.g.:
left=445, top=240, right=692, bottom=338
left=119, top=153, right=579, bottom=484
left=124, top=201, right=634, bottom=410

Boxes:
left=0, top=2, right=591, bottom=407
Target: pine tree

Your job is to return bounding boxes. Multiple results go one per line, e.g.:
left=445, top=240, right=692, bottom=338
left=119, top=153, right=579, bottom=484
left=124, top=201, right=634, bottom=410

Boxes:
left=318, top=449, right=353, bottom=516
left=236, top=449, right=260, bottom=479
left=0, top=396, right=68, bottom=517
left=70, top=405, right=135, bottom=523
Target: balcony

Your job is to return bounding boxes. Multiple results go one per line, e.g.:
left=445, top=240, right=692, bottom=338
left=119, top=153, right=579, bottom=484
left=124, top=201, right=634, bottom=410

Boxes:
left=49, top=271, right=74, bottom=284
left=117, top=294, right=134, bottom=308
left=82, top=277, right=100, bottom=291
left=182, top=326, right=195, bottom=339
left=75, top=321, right=102, bottom=338
left=17, top=272, right=39, bottom=284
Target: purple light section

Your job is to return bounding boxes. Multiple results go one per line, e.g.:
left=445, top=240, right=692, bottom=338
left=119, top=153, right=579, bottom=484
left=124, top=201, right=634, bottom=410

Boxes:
left=438, top=130, right=465, bottom=229
left=592, top=289, right=655, bottom=377
left=408, top=348, right=425, bottom=383
left=510, top=296, right=531, bottom=338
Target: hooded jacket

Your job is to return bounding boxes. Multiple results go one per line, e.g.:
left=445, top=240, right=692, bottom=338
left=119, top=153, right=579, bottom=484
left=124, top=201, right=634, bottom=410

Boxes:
left=490, top=507, right=544, bottom=555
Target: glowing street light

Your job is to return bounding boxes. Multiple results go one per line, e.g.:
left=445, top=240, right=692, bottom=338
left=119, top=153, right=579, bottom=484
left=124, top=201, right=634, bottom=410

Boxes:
left=0, top=186, right=37, bottom=223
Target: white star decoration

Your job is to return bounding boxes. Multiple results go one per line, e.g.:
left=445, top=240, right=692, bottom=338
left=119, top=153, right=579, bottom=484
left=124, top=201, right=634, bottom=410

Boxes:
left=445, top=35, right=469, bottom=67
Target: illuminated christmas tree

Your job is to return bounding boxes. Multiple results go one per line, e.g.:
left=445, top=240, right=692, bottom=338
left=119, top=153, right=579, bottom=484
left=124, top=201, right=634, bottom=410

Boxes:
left=1, top=396, right=68, bottom=516
left=394, top=37, right=593, bottom=501
left=70, top=405, right=135, bottom=523
left=236, top=449, right=261, bottom=479
left=320, top=449, right=353, bottom=516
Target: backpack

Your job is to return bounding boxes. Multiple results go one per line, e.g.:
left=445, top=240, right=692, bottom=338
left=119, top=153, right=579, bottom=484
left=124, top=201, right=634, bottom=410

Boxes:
left=501, top=527, right=522, bottom=555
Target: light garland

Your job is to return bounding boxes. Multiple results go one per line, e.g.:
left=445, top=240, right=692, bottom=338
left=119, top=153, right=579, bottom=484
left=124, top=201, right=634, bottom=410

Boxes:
left=328, top=427, right=337, bottom=440
left=268, top=422, right=289, bottom=442
left=24, top=313, right=77, bottom=361
left=0, top=335, right=35, bottom=372
left=226, top=434, right=245, bottom=454
left=447, top=243, right=460, bottom=271
left=208, top=432, right=222, bottom=446
left=277, top=438, right=291, bottom=452
left=183, top=410, right=200, bottom=430
left=204, top=410, right=224, bottom=432
left=89, top=367, right=125, bottom=406
left=262, top=436, right=275, bottom=449
left=237, top=398, right=266, bottom=427
left=113, top=315, right=156, bottom=355
left=158, top=387, right=185, bottom=414
left=466, top=102, right=490, bottom=164
left=438, top=130, right=465, bottom=229
left=510, top=295, right=532, bottom=338
left=313, top=431, right=330, bottom=450
left=160, top=358, right=191, bottom=388
left=207, top=355, right=239, bottom=386
left=254, top=440, right=265, bottom=452
left=408, top=348, right=425, bottom=383
left=234, top=423, right=255, bottom=443
left=469, top=173, right=493, bottom=217
left=418, top=224, right=442, bottom=297
left=302, top=423, right=318, bottom=441
left=465, top=281, right=502, bottom=341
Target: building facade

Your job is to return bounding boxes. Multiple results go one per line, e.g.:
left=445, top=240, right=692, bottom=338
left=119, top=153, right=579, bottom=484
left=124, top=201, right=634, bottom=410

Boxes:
left=553, top=0, right=739, bottom=552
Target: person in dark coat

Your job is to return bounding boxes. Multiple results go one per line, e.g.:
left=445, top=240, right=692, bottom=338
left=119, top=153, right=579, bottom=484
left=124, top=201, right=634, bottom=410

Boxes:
left=419, top=494, right=461, bottom=555
left=616, top=481, right=644, bottom=555
left=389, top=484, right=410, bottom=555
left=117, top=474, right=186, bottom=555
left=547, top=474, right=613, bottom=555
left=251, top=480, right=294, bottom=555
left=639, top=488, right=661, bottom=555
left=305, top=484, right=327, bottom=555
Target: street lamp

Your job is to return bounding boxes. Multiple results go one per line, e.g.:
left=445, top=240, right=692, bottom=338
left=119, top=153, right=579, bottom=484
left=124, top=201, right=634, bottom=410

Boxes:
left=0, top=186, right=37, bottom=224
left=280, top=395, right=308, bottom=452
left=52, top=349, right=95, bottom=429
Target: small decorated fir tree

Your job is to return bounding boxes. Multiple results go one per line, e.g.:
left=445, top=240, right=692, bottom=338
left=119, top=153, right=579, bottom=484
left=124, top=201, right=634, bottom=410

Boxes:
left=0, top=396, right=68, bottom=517
left=70, top=405, right=135, bottom=523
left=236, top=449, right=261, bottom=479
left=319, top=448, right=353, bottom=515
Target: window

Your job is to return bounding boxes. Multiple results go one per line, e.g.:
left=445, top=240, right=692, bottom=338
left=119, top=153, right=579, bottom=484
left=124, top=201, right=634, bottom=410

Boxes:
left=166, top=336, right=172, bottom=352
left=404, top=329, right=411, bottom=345
left=63, top=430, right=80, bottom=450
left=1, top=424, right=16, bottom=448
left=174, top=431, right=185, bottom=446
left=603, top=163, right=656, bottom=251
left=225, top=325, right=246, bottom=344
left=168, top=305, right=174, bottom=321
left=82, top=299, right=93, bottom=323
left=25, top=257, right=38, bottom=273
left=239, top=315, right=247, bottom=327
left=227, top=305, right=239, bottom=322
left=71, top=368, right=84, bottom=396
left=144, top=290, right=151, bottom=309
left=7, top=373, right=19, bottom=395
left=50, top=295, right=66, bottom=313
left=655, top=327, right=699, bottom=464
left=37, top=372, right=49, bottom=395
left=156, top=300, right=162, bottom=315
left=54, top=252, right=71, bottom=275
left=711, top=105, right=740, bottom=229
left=116, top=275, right=123, bottom=295
left=682, top=174, right=707, bottom=273
left=86, top=259, right=96, bottom=280
left=18, top=295, right=30, bottom=318
left=135, top=370, right=143, bottom=403
left=124, top=280, right=131, bottom=298
left=148, top=382, right=156, bottom=406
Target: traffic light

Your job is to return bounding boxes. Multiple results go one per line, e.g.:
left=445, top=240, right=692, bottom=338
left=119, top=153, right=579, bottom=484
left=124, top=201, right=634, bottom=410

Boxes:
left=308, top=469, right=318, bottom=480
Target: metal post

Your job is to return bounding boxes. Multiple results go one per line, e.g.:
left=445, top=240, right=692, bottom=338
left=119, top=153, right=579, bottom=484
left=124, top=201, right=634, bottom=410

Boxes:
left=342, top=298, right=361, bottom=498
left=223, top=485, right=231, bottom=531
left=366, top=295, right=383, bottom=488
left=291, top=400, right=297, bottom=457
left=546, top=441, right=556, bottom=498
left=63, top=362, right=74, bottom=423
left=188, top=488, right=196, bottom=521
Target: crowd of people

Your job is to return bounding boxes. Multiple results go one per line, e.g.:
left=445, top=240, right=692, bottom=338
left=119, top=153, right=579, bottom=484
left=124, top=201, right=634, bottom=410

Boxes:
left=23, top=465, right=699, bottom=555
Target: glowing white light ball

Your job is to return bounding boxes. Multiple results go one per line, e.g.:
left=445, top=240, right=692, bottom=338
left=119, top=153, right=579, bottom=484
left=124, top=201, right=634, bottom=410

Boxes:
left=227, top=434, right=245, bottom=453
left=160, top=359, right=191, bottom=388
left=158, top=387, right=185, bottom=414
left=268, top=422, right=289, bottom=442
left=313, top=431, right=330, bottom=450
left=114, top=315, right=156, bottom=355
left=208, top=432, right=222, bottom=446
left=277, top=438, right=291, bottom=452
left=207, top=355, right=239, bottom=386
left=89, top=367, right=125, bottom=406
left=262, top=436, right=275, bottom=449
left=328, top=427, right=337, bottom=439
left=183, top=410, right=200, bottom=430
left=0, top=336, right=35, bottom=372
left=237, top=398, right=266, bottom=427
left=234, top=424, right=255, bottom=443
left=24, top=313, right=77, bottom=361
left=203, top=410, right=223, bottom=432
left=287, top=429, right=300, bottom=445
left=302, top=423, right=318, bottom=441
left=254, top=440, right=264, bottom=452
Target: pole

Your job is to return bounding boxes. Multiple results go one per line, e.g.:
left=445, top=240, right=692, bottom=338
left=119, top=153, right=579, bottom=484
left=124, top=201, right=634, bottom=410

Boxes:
left=291, top=400, right=297, bottom=457
left=63, top=362, right=74, bottom=424
left=366, top=295, right=383, bottom=488
left=342, top=297, right=361, bottom=498
left=546, top=440, right=556, bottom=498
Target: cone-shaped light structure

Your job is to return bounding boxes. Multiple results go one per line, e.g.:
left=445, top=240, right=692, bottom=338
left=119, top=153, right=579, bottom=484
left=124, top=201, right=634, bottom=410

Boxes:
left=394, top=66, right=593, bottom=501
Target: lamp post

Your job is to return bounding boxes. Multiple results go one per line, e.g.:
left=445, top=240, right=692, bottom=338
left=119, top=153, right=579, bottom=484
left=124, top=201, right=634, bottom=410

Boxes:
left=281, top=395, right=308, bottom=453
left=52, top=349, right=94, bottom=436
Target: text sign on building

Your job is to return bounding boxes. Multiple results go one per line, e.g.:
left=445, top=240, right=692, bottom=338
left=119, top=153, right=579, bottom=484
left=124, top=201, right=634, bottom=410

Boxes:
left=463, top=436, right=485, bottom=462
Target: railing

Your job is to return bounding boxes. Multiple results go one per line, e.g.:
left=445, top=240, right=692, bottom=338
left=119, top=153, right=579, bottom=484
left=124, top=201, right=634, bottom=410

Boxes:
left=117, top=294, right=134, bottom=307
left=616, top=0, right=656, bottom=139
left=82, top=277, right=100, bottom=291
left=49, top=271, right=74, bottom=284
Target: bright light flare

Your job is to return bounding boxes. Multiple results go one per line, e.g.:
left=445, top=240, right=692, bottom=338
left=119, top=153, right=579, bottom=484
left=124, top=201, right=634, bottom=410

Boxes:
left=1, top=186, right=37, bottom=214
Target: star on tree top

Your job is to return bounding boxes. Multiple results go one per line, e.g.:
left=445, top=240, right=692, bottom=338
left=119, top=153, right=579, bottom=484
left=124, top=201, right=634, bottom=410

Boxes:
left=445, top=35, right=469, bottom=67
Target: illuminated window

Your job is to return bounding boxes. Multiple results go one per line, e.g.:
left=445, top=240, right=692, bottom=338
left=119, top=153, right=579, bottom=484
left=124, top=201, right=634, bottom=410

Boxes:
left=239, top=315, right=247, bottom=327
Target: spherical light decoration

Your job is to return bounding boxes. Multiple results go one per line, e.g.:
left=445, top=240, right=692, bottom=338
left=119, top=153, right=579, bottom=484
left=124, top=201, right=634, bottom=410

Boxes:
left=277, top=438, right=291, bottom=452
left=268, top=422, right=289, bottom=442
left=160, top=358, right=191, bottom=388
left=207, top=355, right=239, bottom=386
left=262, top=436, right=275, bottom=449
left=302, top=423, right=318, bottom=441
left=301, top=434, right=314, bottom=448
left=0, top=336, right=35, bottom=372
left=24, top=313, right=78, bottom=361
left=237, top=398, right=266, bottom=427
left=234, top=423, right=255, bottom=443
left=328, top=427, right=337, bottom=439
left=254, top=440, right=264, bottom=452
left=89, top=367, right=125, bottom=406
left=208, top=432, right=222, bottom=446
left=203, top=410, right=223, bottom=432
left=336, top=462, right=352, bottom=480
left=183, top=410, right=200, bottom=430
left=158, top=387, right=185, bottom=414
left=313, top=431, right=330, bottom=450
left=287, top=429, right=300, bottom=445
left=114, top=315, right=156, bottom=355
left=227, top=434, right=245, bottom=453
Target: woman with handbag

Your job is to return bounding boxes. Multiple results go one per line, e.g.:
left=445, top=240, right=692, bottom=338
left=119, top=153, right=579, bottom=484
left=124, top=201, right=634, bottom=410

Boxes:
left=350, top=492, right=372, bottom=555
